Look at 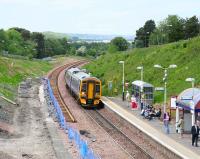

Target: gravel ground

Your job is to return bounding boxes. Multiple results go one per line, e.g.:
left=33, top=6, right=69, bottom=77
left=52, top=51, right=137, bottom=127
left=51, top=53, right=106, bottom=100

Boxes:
left=98, top=107, right=170, bottom=159
left=57, top=68, right=131, bottom=159
left=0, top=79, right=57, bottom=159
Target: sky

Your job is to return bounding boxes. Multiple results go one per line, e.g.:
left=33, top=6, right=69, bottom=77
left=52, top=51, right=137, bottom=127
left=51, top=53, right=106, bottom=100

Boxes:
left=0, top=0, right=200, bottom=35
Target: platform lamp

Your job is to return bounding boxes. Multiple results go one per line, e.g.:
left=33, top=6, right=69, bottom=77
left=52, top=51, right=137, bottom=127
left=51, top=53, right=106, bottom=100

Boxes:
left=137, top=66, right=144, bottom=106
left=119, top=61, right=125, bottom=101
left=154, top=64, right=177, bottom=113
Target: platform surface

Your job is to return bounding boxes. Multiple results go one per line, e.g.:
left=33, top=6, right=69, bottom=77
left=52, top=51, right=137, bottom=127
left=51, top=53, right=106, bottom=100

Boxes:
left=102, top=96, right=200, bottom=159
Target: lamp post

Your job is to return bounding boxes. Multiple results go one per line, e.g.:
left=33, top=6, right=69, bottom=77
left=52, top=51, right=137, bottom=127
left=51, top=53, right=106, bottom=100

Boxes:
left=137, top=66, right=144, bottom=107
left=185, top=78, right=195, bottom=89
left=185, top=77, right=195, bottom=125
left=119, top=61, right=125, bottom=101
left=154, top=64, right=177, bottom=113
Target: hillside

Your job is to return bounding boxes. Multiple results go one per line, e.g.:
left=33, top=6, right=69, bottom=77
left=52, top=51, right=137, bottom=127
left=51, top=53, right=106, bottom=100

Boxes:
left=0, top=56, right=52, bottom=99
left=84, top=36, right=200, bottom=104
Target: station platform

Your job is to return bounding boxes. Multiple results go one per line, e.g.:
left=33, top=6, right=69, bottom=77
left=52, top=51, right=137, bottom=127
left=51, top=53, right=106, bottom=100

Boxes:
left=101, top=96, right=200, bottom=159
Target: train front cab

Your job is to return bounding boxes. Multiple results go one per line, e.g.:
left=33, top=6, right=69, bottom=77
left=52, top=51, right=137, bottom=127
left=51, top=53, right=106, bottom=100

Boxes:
left=79, top=79, right=101, bottom=107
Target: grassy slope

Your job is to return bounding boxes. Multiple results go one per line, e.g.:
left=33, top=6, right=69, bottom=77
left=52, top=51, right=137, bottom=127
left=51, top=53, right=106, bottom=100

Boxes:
left=0, top=55, right=86, bottom=100
left=0, top=56, right=52, bottom=99
left=84, top=36, right=200, bottom=105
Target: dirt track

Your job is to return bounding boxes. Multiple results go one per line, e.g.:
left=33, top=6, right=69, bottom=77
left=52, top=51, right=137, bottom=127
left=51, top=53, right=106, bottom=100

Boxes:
left=0, top=80, right=56, bottom=159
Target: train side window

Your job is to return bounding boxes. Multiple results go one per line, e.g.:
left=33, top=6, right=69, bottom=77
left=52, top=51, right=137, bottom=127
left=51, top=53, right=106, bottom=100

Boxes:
left=96, top=85, right=100, bottom=92
left=82, top=83, right=87, bottom=92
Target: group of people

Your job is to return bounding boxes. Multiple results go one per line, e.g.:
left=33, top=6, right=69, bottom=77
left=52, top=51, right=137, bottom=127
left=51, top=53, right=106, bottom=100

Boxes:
left=175, top=113, right=200, bottom=147
left=125, top=90, right=200, bottom=147
left=148, top=109, right=200, bottom=147
left=141, top=106, right=162, bottom=120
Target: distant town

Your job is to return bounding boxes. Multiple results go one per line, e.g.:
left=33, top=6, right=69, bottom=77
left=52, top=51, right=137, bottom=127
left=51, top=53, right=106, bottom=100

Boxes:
left=43, top=31, right=134, bottom=43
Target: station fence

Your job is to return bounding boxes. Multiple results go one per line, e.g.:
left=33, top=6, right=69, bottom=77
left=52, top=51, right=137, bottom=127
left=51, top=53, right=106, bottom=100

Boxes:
left=43, top=78, right=100, bottom=159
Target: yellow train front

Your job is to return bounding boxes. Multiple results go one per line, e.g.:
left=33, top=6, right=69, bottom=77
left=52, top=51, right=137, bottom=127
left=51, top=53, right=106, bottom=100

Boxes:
left=65, top=67, right=102, bottom=107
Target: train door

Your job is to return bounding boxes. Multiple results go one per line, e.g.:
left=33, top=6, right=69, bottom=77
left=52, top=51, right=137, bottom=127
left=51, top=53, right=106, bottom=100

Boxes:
left=87, top=82, right=94, bottom=99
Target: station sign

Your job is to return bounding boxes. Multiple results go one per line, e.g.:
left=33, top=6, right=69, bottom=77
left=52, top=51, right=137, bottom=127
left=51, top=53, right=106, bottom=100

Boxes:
left=171, top=96, right=177, bottom=109
left=155, top=87, right=164, bottom=91
left=181, top=96, right=193, bottom=100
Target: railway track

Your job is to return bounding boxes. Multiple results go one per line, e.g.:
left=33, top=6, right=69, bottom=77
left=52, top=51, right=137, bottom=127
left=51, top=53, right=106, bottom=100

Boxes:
left=85, top=108, right=153, bottom=159
left=48, top=60, right=88, bottom=122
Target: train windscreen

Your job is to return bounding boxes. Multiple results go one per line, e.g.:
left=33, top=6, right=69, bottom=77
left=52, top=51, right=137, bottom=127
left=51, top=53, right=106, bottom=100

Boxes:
left=95, top=84, right=100, bottom=93
left=81, top=82, right=87, bottom=92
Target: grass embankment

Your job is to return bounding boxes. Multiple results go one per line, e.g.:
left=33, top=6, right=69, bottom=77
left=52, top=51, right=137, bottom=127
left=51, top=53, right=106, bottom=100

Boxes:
left=0, top=56, right=52, bottom=99
left=0, top=55, right=87, bottom=100
left=84, top=36, right=200, bottom=106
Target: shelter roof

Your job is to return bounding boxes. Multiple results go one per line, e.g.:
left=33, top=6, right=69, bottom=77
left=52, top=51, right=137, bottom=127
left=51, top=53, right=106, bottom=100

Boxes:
left=132, top=80, right=153, bottom=87
left=177, top=88, right=200, bottom=111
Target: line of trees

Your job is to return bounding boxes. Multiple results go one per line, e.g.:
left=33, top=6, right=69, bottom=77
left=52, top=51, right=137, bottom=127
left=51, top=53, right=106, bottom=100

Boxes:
left=134, top=15, right=200, bottom=48
left=0, top=27, right=109, bottom=59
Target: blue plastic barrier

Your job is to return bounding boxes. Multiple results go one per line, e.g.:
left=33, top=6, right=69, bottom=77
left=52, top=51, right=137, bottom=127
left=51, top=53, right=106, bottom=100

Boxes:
left=44, top=78, right=100, bottom=159
left=80, top=140, right=88, bottom=158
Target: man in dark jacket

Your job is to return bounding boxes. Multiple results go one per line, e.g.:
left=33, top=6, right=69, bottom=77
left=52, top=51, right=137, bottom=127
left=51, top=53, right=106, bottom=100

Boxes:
left=191, top=122, right=199, bottom=147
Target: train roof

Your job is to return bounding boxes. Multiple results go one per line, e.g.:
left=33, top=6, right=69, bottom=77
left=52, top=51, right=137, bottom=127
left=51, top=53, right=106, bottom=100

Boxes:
left=67, top=67, right=99, bottom=81
left=74, top=71, right=90, bottom=80
left=67, top=67, right=81, bottom=74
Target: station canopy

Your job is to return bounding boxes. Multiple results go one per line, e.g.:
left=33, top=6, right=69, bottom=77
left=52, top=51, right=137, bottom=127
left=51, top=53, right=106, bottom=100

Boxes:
left=176, top=88, right=200, bottom=112
left=132, top=80, right=154, bottom=88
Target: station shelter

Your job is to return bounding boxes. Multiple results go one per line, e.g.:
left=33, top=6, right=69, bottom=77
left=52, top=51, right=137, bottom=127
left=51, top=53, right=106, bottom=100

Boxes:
left=176, top=88, right=200, bottom=132
left=132, top=80, right=154, bottom=108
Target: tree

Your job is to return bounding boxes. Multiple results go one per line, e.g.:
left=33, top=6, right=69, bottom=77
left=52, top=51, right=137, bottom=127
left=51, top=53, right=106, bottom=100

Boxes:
left=143, top=20, right=156, bottom=47
left=6, top=29, right=24, bottom=55
left=144, top=20, right=156, bottom=33
left=184, top=16, right=199, bottom=39
left=31, top=32, right=45, bottom=58
left=134, top=20, right=156, bottom=47
left=11, top=27, right=31, bottom=41
left=0, top=29, right=8, bottom=51
left=76, top=46, right=86, bottom=56
left=110, top=37, right=128, bottom=51
left=164, top=15, right=184, bottom=42
left=87, top=48, right=96, bottom=57
left=135, top=27, right=145, bottom=46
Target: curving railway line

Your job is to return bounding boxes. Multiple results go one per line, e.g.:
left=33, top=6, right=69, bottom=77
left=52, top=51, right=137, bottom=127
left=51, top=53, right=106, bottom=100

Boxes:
left=47, top=60, right=88, bottom=122
left=48, top=60, right=156, bottom=158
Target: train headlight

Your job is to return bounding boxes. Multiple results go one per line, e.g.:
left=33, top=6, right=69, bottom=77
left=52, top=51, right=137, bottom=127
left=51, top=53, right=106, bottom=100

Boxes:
left=95, top=93, right=100, bottom=98
left=81, top=92, right=86, bottom=98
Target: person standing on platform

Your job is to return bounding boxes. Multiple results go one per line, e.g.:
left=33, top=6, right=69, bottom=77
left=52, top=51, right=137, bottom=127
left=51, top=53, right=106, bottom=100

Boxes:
left=177, top=117, right=184, bottom=138
left=125, top=91, right=130, bottom=107
left=191, top=122, right=199, bottom=147
left=163, top=112, right=170, bottom=134
left=131, top=95, right=138, bottom=110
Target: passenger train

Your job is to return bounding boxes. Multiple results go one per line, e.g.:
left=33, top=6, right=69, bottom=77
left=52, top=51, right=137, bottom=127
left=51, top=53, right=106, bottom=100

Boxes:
left=65, top=67, right=102, bottom=107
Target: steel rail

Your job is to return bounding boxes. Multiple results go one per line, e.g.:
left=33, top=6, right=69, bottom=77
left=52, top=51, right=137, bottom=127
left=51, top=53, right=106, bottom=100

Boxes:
left=48, top=60, right=88, bottom=122
left=84, top=108, right=153, bottom=159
